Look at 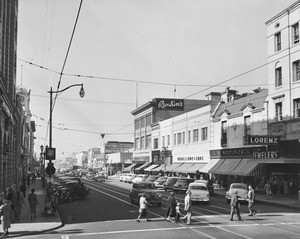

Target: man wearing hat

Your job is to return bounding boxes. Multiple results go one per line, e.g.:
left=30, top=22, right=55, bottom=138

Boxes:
left=230, top=190, right=242, bottom=221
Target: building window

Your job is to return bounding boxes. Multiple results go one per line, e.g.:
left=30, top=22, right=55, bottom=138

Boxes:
left=162, top=136, right=165, bottom=147
left=275, top=102, right=283, bottom=121
left=275, top=67, right=282, bottom=87
left=153, top=138, right=158, bottom=149
left=201, top=127, right=208, bottom=141
left=292, top=23, right=299, bottom=44
left=193, top=129, right=199, bottom=142
left=146, top=114, right=151, bottom=126
left=167, top=135, right=170, bottom=146
left=244, top=116, right=251, bottom=144
left=221, top=121, right=227, bottom=146
left=293, top=60, right=300, bottom=82
left=174, top=134, right=176, bottom=145
left=135, top=137, right=140, bottom=149
left=134, top=119, right=140, bottom=130
left=146, top=135, right=151, bottom=148
left=294, top=98, right=300, bottom=118
left=141, top=136, right=145, bottom=149
left=275, top=32, right=281, bottom=52
left=140, top=117, right=145, bottom=129
left=182, top=132, right=185, bottom=144
left=177, top=133, right=182, bottom=145
left=188, top=131, right=191, bottom=143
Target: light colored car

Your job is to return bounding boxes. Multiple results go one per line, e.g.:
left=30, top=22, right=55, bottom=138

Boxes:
left=119, top=173, right=130, bottom=182
left=153, top=176, right=168, bottom=189
left=145, top=175, right=159, bottom=183
left=194, top=180, right=214, bottom=196
left=225, top=183, right=248, bottom=204
left=132, top=174, right=148, bottom=184
left=123, top=173, right=137, bottom=183
left=188, top=182, right=210, bottom=203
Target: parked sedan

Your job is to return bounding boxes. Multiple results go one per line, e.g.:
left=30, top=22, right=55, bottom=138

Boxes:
left=132, top=174, right=148, bottom=183
left=188, top=182, right=210, bottom=204
left=123, top=173, right=137, bottom=183
left=225, top=183, right=249, bottom=204
left=153, top=176, right=168, bottom=189
left=145, top=175, right=159, bottom=183
left=163, top=177, right=179, bottom=191
left=129, top=181, right=162, bottom=206
left=173, top=177, right=194, bottom=193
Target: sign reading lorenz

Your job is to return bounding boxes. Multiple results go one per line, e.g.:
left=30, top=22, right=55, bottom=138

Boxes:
left=248, top=135, right=279, bottom=145
left=154, top=98, right=184, bottom=111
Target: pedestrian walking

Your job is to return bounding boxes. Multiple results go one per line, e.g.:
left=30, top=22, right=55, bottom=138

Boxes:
left=263, top=181, right=271, bottom=199
left=28, top=188, right=38, bottom=219
left=136, top=193, right=151, bottom=222
left=230, top=190, right=242, bottom=221
left=182, top=190, right=192, bottom=225
left=31, top=172, right=36, bottom=184
left=26, top=174, right=31, bottom=187
left=247, top=185, right=259, bottom=216
left=20, top=183, right=26, bottom=198
left=271, top=181, right=278, bottom=199
left=0, top=199, right=12, bottom=236
left=165, top=191, right=176, bottom=222
left=15, top=186, right=23, bottom=221
left=6, top=187, right=17, bottom=220
left=175, top=202, right=183, bottom=223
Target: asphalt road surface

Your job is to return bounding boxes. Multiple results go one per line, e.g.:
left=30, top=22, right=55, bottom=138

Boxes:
left=21, top=176, right=300, bottom=239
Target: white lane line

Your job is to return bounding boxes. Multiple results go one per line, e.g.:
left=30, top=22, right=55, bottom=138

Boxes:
left=189, top=227, right=217, bottom=239
left=216, top=226, right=253, bottom=239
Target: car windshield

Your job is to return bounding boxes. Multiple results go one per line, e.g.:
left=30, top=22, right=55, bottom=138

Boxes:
left=232, top=185, right=246, bottom=189
left=177, top=179, right=191, bottom=183
left=157, top=177, right=166, bottom=181
left=190, top=186, right=207, bottom=190
left=139, top=184, right=155, bottom=189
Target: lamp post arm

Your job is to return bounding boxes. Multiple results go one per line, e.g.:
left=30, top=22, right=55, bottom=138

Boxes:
left=47, top=83, right=83, bottom=94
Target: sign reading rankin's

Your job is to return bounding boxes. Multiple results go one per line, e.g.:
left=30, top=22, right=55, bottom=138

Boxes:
left=154, top=98, right=184, bottom=111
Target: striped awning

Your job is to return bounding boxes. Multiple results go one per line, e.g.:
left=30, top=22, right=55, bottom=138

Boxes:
left=209, top=159, right=242, bottom=175
left=199, top=159, right=220, bottom=173
left=173, top=163, right=195, bottom=173
left=135, top=162, right=151, bottom=171
left=144, top=164, right=159, bottom=171
left=123, top=163, right=136, bottom=172
left=152, top=164, right=165, bottom=172
left=165, top=163, right=183, bottom=172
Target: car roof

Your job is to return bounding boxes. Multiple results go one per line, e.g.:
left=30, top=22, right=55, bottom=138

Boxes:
left=189, top=182, right=207, bottom=187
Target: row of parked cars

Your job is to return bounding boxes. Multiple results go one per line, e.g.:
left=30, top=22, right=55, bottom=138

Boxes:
left=121, top=173, right=214, bottom=205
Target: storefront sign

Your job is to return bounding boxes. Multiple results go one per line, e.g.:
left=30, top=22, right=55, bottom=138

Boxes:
left=154, top=98, right=184, bottom=111
left=249, top=135, right=279, bottom=145
left=177, top=156, right=204, bottom=161
left=269, top=123, right=285, bottom=135
left=210, top=146, right=266, bottom=159
left=253, top=151, right=279, bottom=159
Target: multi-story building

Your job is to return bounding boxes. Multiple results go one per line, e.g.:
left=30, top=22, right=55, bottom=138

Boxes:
left=0, top=0, right=19, bottom=195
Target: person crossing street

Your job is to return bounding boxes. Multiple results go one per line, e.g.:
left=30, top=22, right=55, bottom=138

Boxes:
left=248, top=185, right=259, bottom=216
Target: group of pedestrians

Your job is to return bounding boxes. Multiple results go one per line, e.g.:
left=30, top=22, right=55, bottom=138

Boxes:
left=0, top=183, right=39, bottom=236
left=136, top=190, right=193, bottom=224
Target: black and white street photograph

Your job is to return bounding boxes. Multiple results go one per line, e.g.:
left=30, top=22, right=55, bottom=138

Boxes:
left=1, top=0, right=300, bottom=238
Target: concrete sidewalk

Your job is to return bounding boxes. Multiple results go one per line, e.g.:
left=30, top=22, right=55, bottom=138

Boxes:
left=7, top=179, right=62, bottom=238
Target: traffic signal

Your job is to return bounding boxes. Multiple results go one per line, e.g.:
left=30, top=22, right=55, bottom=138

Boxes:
left=46, top=162, right=56, bottom=176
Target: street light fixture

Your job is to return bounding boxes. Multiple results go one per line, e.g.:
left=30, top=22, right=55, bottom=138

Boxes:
left=46, top=83, right=85, bottom=176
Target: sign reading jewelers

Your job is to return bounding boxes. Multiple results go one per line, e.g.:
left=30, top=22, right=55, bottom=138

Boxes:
left=154, top=98, right=184, bottom=111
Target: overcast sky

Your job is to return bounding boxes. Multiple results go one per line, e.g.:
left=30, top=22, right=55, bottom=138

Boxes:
left=17, top=0, right=297, bottom=159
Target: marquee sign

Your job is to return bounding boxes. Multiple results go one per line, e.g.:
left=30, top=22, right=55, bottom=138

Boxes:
left=154, top=98, right=184, bottom=111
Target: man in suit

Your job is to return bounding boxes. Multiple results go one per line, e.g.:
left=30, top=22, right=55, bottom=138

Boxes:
left=230, top=190, right=242, bottom=221
left=248, top=185, right=259, bottom=216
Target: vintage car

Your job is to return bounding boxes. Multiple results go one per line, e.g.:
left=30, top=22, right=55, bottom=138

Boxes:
left=163, top=177, right=179, bottom=191
left=129, top=181, right=162, bottom=206
left=131, top=174, right=148, bottom=184
left=145, top=175, right=159, bottom=183
left=225, top=183, right=249, bottom=204
left=173, top=177, right=194, bottom=193
left=123, top=173, right=137, bottom=183
left=188, top=182, right=210, bottom=204
left=153, top=176, right=168, bottom=189
left=194, top=179, right=214, bottom=196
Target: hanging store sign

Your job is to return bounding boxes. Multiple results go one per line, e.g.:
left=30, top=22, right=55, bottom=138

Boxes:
left=210, top=146, right=266, bottom=159
left=177, top=156, right=204, bottom=162
left=248, top=135, right=279, bottom=145
left=253, top=150, right=279, bottom=159
left=153, top=98, right=184, bottom=111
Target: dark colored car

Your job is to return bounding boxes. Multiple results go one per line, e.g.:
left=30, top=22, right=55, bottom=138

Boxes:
left=145, top=175, right=159, bottom=183
left=153, top=176, right=168, bottom=189
left=173, top=177, right=194, bottom=193
left=129, top=181, right=162, bottom=206
left=163, top=177, right=179, bottom=191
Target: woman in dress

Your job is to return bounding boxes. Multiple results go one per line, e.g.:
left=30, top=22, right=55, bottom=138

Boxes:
left=0, top=199, right=12, bottom=236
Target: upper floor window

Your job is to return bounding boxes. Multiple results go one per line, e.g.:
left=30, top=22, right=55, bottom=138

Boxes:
left=167, top=135, right=170, bottom=146
left=135, top=137, right=140, bottom=149
left=292, top=23, right=299, bottom=45
left=275, top=102, right=283, bottom=121
left=293, top=60, right=300, bottom=82
left=275, top=32, right=281, bottom=52
left=201, top=127, right=208, bottom=141
left=294, top=98, right=300, bottom=118
left=140, top=117, right=145, bottom=128
left=193, top=129, right=199, bottom=143
left=244, top=116, right=251, bottom=143
left=275, top=67, right=282, bottom=87
left=182, top=132, right=185, bottom=144
left=153, top=138, right=158, bottom=149
left=177, top=133, right=182, bottom=145
left=146, top=135, right=151, bottom=148
left=174, top=134, right=176, bottom=145
left=134, top=119, right=140, bottom=130
left=188, top=130, right=191, bottom=143
left=141, top=136, right=145, bottom=149
left=221, top=121, right=227, bottom=146
left=162, top=136, right=165, bottom=147
left=146, top=114, right=151, bottom=126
